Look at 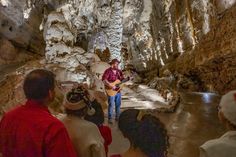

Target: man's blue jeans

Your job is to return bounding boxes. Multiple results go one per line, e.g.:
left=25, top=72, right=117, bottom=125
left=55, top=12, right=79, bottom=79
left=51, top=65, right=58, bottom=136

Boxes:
left=108, top=92, right=121, bottom=120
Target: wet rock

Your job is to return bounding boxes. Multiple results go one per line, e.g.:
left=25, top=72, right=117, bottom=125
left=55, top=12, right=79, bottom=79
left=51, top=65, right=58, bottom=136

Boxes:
left=146, top=70, right=180, bottom=109
left=176, top=74, right=199, bottom=92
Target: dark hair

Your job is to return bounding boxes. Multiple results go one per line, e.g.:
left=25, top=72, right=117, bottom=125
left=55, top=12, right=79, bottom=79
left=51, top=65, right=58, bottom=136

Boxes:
left=23, top=69, right=55, bottom=100
left=118, top=109, right=169, bottom=157
left=84, top=100, right=104, bottom=125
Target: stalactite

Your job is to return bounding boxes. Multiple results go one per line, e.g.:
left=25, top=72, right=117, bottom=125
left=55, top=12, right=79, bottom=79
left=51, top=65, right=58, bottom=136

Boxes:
left=105, top=0, right=123, bottom=62
left=174, top=0, right=183, bottom=53
left=185, top=0, right=197, bottom=46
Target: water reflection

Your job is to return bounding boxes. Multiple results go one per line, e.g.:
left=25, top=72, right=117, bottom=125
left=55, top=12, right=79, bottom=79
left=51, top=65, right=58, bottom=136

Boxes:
left=182, top=92, right=220, bottom=104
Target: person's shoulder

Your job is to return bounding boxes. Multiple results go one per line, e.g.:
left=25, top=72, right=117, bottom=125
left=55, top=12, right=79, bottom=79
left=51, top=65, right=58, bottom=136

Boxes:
left=47, top=114, right=64, bottom=123
left=200, top=135, right=236, bottom=157
left=200, top=137, right=227, bottom=151
left=104, top=67, right=112, bottom=72
left=83, top=121, right=104, bottom=143
left=38, top=113, right=65, bottom=129
left=85, top=120, right=100, bottom=130
left=86, top=121, right=104, bottom=136
left=1, top=105, right=24, bottom=119
left=43, top=116, right=67, bottom=134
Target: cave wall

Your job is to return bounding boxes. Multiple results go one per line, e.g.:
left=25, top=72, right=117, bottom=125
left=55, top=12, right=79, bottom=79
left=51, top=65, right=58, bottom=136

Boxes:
left=123, top=0, right=155, bottom=71
left=145, top=0, right=236, bottom=94
left=123, top=0, right=236, bottom=93
left=0, top=0, right=75, bottom=65
left=0, top=0, right=45, bottom=61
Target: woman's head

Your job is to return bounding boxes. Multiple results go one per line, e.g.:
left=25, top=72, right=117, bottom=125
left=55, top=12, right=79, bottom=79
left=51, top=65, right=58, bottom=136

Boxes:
left=118, top=109, right=169, bottom=157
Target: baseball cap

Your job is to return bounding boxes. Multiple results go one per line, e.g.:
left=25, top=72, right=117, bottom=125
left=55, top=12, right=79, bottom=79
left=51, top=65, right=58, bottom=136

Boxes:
left=219, top=90, right=236, bottom=125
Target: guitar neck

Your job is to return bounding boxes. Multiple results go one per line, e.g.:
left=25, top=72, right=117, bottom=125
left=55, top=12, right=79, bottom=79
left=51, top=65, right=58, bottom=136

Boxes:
left=117, top=78, right=129, bottom=86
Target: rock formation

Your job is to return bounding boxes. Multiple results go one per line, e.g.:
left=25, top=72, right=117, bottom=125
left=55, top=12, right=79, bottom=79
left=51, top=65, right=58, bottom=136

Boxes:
left=106, top=0, right=236, bottom=94
left=1, top=2, right=236, bottom=157
left=127, top=0, right=236, bottom=94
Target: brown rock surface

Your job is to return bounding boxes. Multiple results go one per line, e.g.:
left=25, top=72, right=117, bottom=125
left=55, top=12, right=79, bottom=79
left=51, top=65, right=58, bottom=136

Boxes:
left=147, top=1, right=236, bottom=94
left=0, top=38, right=17, bottom=60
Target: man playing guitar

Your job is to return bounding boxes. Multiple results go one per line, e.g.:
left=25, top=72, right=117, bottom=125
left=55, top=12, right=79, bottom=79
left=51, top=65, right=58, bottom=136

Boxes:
left=102, top=59, right=126, bottom=124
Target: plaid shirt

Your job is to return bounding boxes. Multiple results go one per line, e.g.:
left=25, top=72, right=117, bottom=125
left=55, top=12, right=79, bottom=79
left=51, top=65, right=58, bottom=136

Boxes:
left=102, top=67, right=124, bottom=83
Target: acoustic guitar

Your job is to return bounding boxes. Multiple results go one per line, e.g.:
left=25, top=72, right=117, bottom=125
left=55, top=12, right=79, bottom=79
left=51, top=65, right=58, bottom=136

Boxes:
left=105, top=77, right=130, bottom=96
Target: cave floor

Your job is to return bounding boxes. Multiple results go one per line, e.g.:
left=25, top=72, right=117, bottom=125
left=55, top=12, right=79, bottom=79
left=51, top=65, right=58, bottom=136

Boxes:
left=106, top=86, right=225, bottom=157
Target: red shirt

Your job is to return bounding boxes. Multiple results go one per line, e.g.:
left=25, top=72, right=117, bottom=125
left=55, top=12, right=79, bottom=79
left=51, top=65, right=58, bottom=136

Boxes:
left=102, top=67, right=124, bottom=83
left=0, top=100, right=77, bottom=157
left=98, top=125, right=112, bottom=157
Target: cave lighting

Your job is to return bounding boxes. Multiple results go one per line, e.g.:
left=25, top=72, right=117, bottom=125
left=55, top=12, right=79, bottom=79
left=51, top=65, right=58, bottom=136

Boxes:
left=203, top=93, right=211, bottom=104
left=0, top=0, right=10, bottom=7
left=23, top=8, right=32, bottom=19
left=202, top=0, right=211, bottom=34
left=137, top=85, right=168, bottom=106
left=177, top=39, right=184, bottom=54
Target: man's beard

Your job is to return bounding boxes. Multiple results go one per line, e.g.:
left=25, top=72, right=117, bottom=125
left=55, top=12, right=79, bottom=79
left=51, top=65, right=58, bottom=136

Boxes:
left=112, top=66, right=118, bottom=70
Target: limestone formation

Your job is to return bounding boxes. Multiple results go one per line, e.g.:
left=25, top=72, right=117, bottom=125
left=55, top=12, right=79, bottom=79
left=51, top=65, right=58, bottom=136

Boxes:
left=0, top=58, right=109, bottom=114
left=148, top=0, right=236, bottom=94
left=0, top=0, right=45, bottom=55
left=121, top=0, right=236, bottom=94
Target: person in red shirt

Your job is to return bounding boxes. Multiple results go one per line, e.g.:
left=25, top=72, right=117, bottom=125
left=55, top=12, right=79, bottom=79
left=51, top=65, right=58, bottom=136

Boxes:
left=85, top=100, right=112, bottom=157
left=0, top=69, right=77, bottom=157
left=102, top=59, right=124, bottom=124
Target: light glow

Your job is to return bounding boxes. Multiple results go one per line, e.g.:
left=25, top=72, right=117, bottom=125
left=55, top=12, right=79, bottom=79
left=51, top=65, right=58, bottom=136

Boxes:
left=0, top=0, right=10, bottom=7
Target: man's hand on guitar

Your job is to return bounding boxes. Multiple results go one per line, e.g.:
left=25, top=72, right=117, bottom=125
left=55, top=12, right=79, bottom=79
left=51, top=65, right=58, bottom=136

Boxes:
left=112, top=86, right=120, bottom=91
